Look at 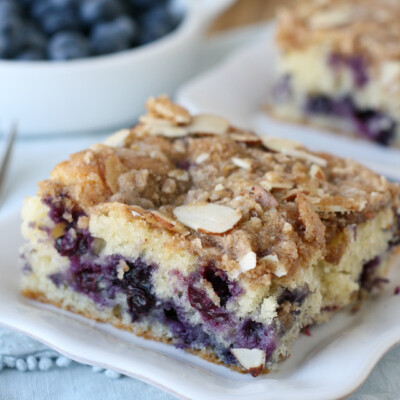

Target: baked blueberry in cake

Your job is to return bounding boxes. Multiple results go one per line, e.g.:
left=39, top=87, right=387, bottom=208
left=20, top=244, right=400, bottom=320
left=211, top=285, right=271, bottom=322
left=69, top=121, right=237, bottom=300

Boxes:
left=271, top=0, right=400, bottom=146
left=21, top=96, right=400, bottom=376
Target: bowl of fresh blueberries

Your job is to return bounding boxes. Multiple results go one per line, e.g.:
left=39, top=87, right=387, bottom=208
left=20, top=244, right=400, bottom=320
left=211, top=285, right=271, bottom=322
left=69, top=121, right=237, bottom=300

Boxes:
left=0, top=0, right=233, bottom=134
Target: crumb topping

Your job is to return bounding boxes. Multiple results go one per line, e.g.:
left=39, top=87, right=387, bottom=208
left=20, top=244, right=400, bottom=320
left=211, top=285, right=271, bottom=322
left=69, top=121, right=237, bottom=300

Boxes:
left=276, top=0, right=400, bottom=64
left=38, top=96, right=400, bottom=284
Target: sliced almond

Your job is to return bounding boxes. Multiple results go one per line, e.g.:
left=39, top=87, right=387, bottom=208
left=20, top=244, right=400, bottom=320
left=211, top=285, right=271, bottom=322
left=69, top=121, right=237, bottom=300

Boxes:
left=309, top=164, right=326, bottom=180
left=232, top=157, right=251, bottom=170
left=173, top=203, right=241, bottom=234
left=230, top=132, right=262, bottom=145
left=279, top=148, right=327, bottom=167
left=103, top=129, right=131, bottom=147
left=188, top=114, right=229, bottom=136
left=129, top=206, right=188, bottom=235
left=195, top=153, right=210, bottom=164
left=251, top=186, right=278, bottom=208
left=238, top=251, right=257, bottom=274
left=296, top=193, right=326, bottom=245
left=260, top=179, right=294, bottom=191
left=262, top=254, right=287, bottom=277
left=262, top=137, right=327, bottom=167
left=231, top=348, right=266, bottom=377
left=312, top=197, right=367, bottom=213
left=139, top=115, right=175, bottom=127
left=146, top=95, right=191, bottom=124
left=262, top=137, right=302, bottom=152
left=168, top=169, right=189, bottom=182
left=147, top=124, right=188, bottom=138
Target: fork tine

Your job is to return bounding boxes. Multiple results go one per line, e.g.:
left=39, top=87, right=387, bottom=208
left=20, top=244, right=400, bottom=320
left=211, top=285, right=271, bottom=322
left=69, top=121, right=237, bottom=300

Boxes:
left=0, top=124, right=17, bottom=202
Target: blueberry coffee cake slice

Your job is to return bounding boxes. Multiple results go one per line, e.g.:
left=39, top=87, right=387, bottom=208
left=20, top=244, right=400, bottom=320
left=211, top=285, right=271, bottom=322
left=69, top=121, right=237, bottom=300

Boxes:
left=21, top=96, right=400, bottom=376
left=272, top=0, right=400, bottom=146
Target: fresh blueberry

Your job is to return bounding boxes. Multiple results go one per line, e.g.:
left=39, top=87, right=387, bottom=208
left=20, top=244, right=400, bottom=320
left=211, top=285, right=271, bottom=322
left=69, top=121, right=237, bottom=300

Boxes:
left=0, top=16, right=26, bottom=58
left=48, top=31, right=90, bottom=60
left=80, top=0, right=123, bottom=25
left=90, top=16, right=137, bottom=55
left=16, top=0, right=34, bottom=8
left=30, top=0, right=51, bottom=19
left=37, top=1, right=80, bottom=35
left=129, top=0, right=167, bottom=10
left=41, top=10, right=80, bottom=35
left=0, top=0, right=21, bottom=18
left=25, top=24, right=47, bottom=52
left=16, top=48, right=46, bottom=60
left=138, top=4, right=177, bottom=45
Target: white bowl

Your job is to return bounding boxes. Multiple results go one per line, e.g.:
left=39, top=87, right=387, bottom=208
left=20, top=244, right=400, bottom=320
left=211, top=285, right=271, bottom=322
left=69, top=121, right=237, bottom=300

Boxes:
left=0, top=0, right=233, bottom=135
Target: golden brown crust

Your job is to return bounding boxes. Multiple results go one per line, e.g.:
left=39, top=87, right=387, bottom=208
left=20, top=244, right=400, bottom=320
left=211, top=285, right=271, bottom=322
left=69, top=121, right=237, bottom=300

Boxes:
left=37, top=96, right=400, bottom=284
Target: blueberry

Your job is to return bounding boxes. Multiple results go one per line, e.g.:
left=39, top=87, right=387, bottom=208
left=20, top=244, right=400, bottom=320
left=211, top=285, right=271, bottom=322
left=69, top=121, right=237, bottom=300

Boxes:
left=0, top=0, right=20, bottom=18
left=16, top=48, right=46, bottom=60
left=138, top=4, right=177, bottom=45
left=203, top=266, right=231, bottom=307
left=360, top=256, right=380, bottom=291
left=305, top=95, right=333, bottom=115
left=329, top=53, right=369, bottom=88
left=188, top=285, right=230, bottom=326
left=234, top=320, right=263, bottom=349
left=48, top=31, right=90, bottom=60
left=129, top=0, right=167, bottom=10
left=127, top=285, right=155, bottom=320
left=30, top=0, right=51, bottom=19
left=25, top=24, right=47, bottom=52
left=353, top=110, right=396, bottom=146
left=348, top=56, right=369, bottom=88
left=80, top=0, right=123, bottom=25
left=234, top=320, right=276, bottom=360
left=0, top=16, right=26, bottom=58
left=331, top=95, right=354, bottom=117
left=37, top=1, right=80, bottom=35
left=16, top=0, right=34, bottom=8
left=55, top=230, right=92, bottom=256
left=73, top=269, right=104, bottom=295
left=277, top=287, right=308, bottom=305
left=90, top=16, right=137, bottom=55
left=41, top=9, right=80, bottom=35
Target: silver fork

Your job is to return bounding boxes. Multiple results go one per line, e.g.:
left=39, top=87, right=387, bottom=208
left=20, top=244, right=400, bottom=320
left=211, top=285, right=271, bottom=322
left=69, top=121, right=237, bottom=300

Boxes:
left=0, top=125, right=17, bottom=203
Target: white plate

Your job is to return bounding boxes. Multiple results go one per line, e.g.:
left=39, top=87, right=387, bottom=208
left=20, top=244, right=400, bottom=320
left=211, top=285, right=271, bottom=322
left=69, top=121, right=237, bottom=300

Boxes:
left=177, top=24, right=400, bottom=182
left=1, top=211, right=400, bottom=400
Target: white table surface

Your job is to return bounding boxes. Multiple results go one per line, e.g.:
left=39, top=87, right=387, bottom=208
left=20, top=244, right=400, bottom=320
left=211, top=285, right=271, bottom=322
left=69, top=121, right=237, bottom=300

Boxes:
left=1, top=24, right=399, bottom=400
